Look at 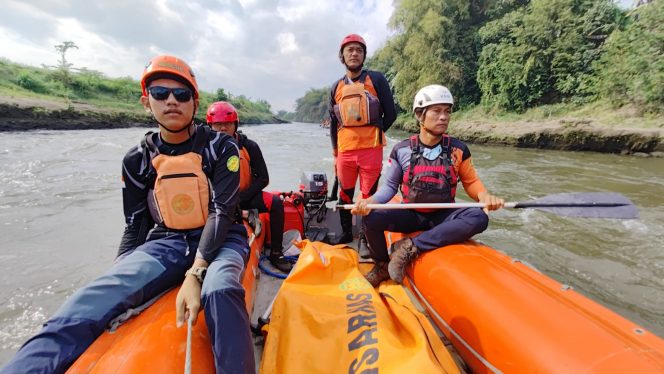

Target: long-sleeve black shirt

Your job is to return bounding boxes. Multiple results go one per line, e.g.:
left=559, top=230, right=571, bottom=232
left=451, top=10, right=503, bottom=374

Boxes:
left=236, top=132, right=269, bottom=204
left=118, top=125, right=245, bottom=263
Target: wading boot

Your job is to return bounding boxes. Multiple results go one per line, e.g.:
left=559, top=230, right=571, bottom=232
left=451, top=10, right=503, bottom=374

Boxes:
left=269, top=252, right=293, bottom=273
left=364, top=262, right=389, bottom=287
left=358, top=233, right=372, bottom=260
left=331, top=209, right=353, bottom=245
left=388, top=238, right=419, bottom=284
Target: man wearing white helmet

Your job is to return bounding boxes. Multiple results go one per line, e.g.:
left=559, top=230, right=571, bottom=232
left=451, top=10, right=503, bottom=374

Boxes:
left=352, top=84, right=504, bottom=287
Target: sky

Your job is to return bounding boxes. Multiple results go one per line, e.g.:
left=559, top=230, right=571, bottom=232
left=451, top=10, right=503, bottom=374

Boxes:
left=0, top=0, right=394, bottom=111
left=1, top=0, right=636, bottom=112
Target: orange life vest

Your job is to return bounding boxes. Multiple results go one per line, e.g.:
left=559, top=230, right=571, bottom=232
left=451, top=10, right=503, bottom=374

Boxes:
left=144, top=127, right=210, bottom=230
left=332, top=71, right=386, bottom=152
left=333, top=72, right=382, bottom=128
left=239, top=146, right=251, bottom=192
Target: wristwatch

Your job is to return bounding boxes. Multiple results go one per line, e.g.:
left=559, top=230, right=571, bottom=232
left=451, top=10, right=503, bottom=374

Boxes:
left=185, top=266, right=207, bottom=283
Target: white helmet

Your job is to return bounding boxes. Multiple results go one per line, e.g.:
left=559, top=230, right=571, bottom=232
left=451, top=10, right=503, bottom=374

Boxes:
left=412, top=85, right=454, bottom=111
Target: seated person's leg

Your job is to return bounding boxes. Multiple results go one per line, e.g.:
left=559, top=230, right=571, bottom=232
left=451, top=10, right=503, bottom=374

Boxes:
left=389, top=208, right=489, bottom=284
left=264, top=192, right=292, bottom=273
left=3, top=235, right=195, bottom=373
left=363, top=209, right=424, bottom=287
left=202, top=247, right=255, bottom=374
left=413, top=207, right=489, bottom=250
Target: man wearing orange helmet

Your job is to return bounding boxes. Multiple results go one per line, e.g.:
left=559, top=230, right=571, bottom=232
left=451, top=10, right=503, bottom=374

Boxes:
left=329, top=33, right=397, bottom=245
left=206, top=101, right=292, bottom=273
left=2, top=56, right=255, bottom=373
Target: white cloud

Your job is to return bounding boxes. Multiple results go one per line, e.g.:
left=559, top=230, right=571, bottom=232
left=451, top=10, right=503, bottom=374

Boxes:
left=277, top=32, right=298, bottom=54
left=0, top=0, right=395, bottom=111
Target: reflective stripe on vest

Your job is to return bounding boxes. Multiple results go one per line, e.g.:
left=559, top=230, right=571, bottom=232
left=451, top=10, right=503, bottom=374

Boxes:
left=401, top=135, right=458, bottom=206
left=144, top=127, right=210, bottom=230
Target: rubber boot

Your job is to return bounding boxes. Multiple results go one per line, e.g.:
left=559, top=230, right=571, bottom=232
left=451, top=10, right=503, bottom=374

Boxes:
left=331, top=209, right=353, bottom=245
left=358, top=232, right=371, bottom=260
left=388, top=238, right=419, bottom=284
left=269, top=252, right=293, bottom=273
left=364, top=262, right=389, bottom=287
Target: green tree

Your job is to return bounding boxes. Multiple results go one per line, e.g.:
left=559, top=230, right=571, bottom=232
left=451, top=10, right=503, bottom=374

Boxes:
left=593, top=0, right=664, bottom=113
left=476, top=0, right=622, bottom=111
left=215, top=88, right=229, bottom=101
left=293, top=87, right=329, bottom=122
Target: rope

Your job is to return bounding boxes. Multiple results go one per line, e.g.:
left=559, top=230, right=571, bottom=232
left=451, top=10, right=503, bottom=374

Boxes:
left=257, top=255, right=299, bottom=279
left=184, top=315, right=193, bottom=374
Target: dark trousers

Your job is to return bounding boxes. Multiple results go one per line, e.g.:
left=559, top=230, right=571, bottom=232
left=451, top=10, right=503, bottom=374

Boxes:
left=1, top=231, right=255, bottom=374
left=241, top=191, right=284, bottom=254
left=364, top=207, right=489, bottom=262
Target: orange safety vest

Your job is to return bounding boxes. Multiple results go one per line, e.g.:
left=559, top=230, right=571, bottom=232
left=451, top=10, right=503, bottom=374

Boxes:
left=144, top=127, right=210, bottom=230
left=239, top=146, right=251, bottom=192
left=333, top=72, right=386, bottom=152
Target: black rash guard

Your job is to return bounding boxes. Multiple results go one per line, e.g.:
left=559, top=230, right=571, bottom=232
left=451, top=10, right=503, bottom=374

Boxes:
left=118, top=125, right=245, bottom=263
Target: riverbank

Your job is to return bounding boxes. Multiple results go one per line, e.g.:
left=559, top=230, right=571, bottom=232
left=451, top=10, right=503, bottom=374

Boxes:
left=449, top=119, right=664, bottom=156
left=0, top=96, right=287, bottom=131
left=393, top=104, right=664, bottom=156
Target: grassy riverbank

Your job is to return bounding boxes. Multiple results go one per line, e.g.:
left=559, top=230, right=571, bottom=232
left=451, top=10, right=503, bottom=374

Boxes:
left=0, top=58, right=285, bottom=130
left=391, top=101, right=664, bottom=155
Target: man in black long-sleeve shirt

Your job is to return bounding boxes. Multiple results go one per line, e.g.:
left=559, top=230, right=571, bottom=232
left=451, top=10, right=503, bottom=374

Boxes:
left=2, top=55, right=255, bottom=374
left=206, top=101, right=292, bottom=273
left=328, top=33, right=397, bottom=244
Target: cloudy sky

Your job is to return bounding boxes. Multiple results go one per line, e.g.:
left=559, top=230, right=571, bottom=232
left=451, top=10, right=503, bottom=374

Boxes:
left=0, top=0, right=394, bottom=111
left=1, top=0, right=635, bottom=112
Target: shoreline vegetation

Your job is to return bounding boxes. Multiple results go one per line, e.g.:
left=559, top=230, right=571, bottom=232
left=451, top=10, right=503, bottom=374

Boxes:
left=2, top=95, right=661, bottom=156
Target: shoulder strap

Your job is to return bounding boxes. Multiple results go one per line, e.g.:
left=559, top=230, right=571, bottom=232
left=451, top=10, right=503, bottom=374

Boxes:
left=439, top=135, right=456, bottom=185
left=141, top=131, right=159, bottom=155
left=192, top=125, right=211, bottom=155
left=407, top=135, right=420, bottom=186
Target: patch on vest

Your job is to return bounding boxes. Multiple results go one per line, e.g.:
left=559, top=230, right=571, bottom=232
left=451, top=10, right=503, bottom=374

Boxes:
left=227, top=155, right=240, bottom=172
left=171, top=193, right=195, bottom=215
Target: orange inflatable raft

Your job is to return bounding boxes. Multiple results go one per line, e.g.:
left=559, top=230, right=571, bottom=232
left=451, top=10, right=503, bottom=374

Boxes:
left=387, top=232, right=664, bottom=373
left=67, top=218, right=265, bottom=373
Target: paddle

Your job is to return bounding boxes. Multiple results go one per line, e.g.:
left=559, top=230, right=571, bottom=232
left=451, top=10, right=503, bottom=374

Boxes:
left=335, top=192, right=638, bottom=219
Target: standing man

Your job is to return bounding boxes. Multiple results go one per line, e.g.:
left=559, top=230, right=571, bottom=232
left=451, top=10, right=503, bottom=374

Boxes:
left=329, top=33, right=397, bottom=244
left=352, top=85, right=504, bottom=287
left=206, top=101, right=292, bottom=273
left=1, top=55, right=254, bottom=374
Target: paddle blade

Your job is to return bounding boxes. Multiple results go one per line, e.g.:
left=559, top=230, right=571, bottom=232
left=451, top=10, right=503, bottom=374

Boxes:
left=515, top=192, right=638, bottom=219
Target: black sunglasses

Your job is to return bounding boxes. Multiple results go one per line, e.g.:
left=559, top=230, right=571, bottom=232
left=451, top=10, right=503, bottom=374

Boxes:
left=147, top=86, right=193, bottom=102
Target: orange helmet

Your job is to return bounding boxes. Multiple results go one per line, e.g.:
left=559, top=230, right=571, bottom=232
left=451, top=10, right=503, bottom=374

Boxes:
left=141, top=55, right=199, bottom=99
left=339, top=33, right=367, bottom=63
left=206, top=101, right=239, bottom=124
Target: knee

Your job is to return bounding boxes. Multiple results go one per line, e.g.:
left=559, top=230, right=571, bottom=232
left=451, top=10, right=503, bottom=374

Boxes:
left=466, top=208, right=489, bottom=233
left=202, top=251, right=245, bottom=296
left=364, top=211, right=385, bottom=231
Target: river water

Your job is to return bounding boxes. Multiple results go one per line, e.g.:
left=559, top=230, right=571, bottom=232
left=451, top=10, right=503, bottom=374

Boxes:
left=1, top=122, right=663, bottom=363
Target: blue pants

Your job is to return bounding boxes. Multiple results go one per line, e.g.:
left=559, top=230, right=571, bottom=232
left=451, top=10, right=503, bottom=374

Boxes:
left=364, top=207, right=489, bottom=262
left=2, top=231, right=255, bottom=374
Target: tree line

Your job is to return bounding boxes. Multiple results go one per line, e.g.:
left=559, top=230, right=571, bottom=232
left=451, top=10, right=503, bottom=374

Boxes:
left=290, top=0, right=663, bottom=125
